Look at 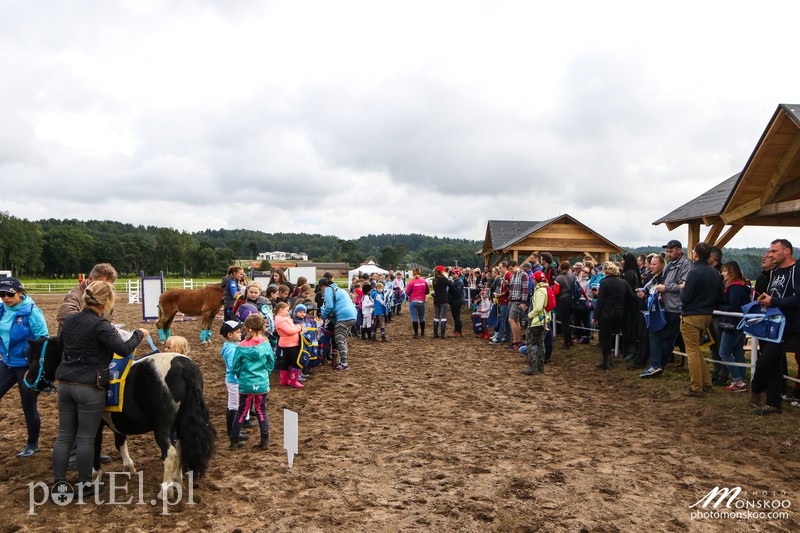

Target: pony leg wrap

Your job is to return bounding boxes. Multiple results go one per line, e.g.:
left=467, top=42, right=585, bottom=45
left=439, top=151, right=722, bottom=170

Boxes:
left=158, top=329, right=165, bottom=342
left=165, top=329, right=171, bottom=340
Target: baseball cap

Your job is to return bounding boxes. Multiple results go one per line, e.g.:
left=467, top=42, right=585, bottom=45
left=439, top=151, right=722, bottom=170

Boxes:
left=522, top=262, right=532, bottom=269
left=0, top=277, right=23, bottom=294
left=533, top=271, right=545, bottom=282
left=662, top=239, right=682, bottom=249
left=436, top=265, right=445, bottom=272
left=219, top=320, right=244, bottom=337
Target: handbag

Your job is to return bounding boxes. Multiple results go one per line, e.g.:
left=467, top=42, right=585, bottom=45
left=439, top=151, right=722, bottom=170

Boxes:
left=644, top=291, right=667, bottom=332
left=737, top=301, right=785, bottom=343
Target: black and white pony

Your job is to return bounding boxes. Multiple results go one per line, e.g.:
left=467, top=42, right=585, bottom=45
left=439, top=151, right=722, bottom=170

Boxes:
left=26, top=338, right=217, bottom=499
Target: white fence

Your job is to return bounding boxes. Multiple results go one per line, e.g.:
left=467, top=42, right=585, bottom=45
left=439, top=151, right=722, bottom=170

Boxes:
left=24, top=279, right=211, bottom=299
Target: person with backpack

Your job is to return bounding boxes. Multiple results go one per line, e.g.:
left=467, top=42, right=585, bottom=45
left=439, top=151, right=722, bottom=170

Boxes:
left=592, top=263, right=638, bottom=370
left=554, top=261, right=577, bottom=350
left=521, top=271, right=551, bottom=375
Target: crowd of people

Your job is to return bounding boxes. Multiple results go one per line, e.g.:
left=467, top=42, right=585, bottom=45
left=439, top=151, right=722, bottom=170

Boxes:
left=463, top=240, right=800, bottom=416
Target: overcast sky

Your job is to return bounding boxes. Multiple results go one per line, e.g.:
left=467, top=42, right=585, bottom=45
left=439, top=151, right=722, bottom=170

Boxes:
left=2, top=0, right=799, bottom=249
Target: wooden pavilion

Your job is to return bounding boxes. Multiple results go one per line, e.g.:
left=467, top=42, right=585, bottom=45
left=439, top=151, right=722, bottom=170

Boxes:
left=481, top=214, right=624, bottom=269
left=654, top=104, right=800, bottom=250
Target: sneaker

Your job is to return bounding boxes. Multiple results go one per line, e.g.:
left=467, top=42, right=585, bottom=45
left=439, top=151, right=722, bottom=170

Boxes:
left=639, top=366, right=663, bottom=378
left=752, top=404, right=782, bottom=416
left=725, top=382, right=748, bottom=392
left=507, top=342, right=519, bottom=350
left=334, top=363, right=349, bottom=371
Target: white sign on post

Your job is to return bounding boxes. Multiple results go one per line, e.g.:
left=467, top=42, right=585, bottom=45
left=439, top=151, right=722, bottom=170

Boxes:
left=284, top=409, right=298, bottom=469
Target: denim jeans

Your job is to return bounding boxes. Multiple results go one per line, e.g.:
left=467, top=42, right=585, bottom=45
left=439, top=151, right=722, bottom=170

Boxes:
left=409, top=301, right=426, bottom=323
left=497, top=304, right=510, bottom=342
left=648, top=311, right=681, bottom=369
left=718, top=328, right=746, bottom=382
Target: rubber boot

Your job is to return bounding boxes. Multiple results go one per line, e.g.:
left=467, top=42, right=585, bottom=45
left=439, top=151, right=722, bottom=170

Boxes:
left=412, top=322, right=419, bottom=338
left=158, top=329, right=165, bottom=342
left=420, top=322, right=426, bottom=337
left=288, top=369, right=304, bottom=389
left=255, top=434, right=268, bottom=450
left=226, top=409, right=235, bottom=436
left=433, top=321, right=440, bottom=338
left=227, top=409, right=250, bottom=440
left=230, top=436, right=243, bottom=450
left=522, top=350, right=539, bottom=376
left=440, top=322, right=447, bottom=338
left=279, top=370, right=289, bottom=386
left=482, top=330, right=489, bottom=339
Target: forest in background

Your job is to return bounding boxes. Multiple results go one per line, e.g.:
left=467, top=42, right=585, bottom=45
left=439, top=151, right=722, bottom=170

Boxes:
left=0, top=212, right=770, bottom=279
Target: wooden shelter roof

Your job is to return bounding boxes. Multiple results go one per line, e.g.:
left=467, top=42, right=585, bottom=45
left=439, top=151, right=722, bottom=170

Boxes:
left=652, top=173, right=740, bottom=229
left=654, top=103, right=800, bottom=250
left=482, top=214, right=623, bottom=266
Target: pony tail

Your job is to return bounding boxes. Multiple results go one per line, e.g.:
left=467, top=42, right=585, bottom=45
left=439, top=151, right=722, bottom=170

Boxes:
left=175, top=360, right=216, bottom=478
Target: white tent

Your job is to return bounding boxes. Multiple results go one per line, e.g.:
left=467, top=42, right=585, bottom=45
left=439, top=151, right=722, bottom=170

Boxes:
left=348, top=261, right=389, bottom=289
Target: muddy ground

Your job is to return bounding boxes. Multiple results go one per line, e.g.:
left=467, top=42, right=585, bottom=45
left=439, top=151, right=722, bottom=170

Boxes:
left=0, top=294, right=799, bottom=532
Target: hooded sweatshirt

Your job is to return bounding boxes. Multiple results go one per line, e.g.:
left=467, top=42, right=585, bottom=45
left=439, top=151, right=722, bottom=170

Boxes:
left=233, top=337, right=274, bottom=394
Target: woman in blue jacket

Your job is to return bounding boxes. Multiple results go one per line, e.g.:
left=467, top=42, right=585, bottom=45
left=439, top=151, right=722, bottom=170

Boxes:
left=0, top=278, right=49, bottom=457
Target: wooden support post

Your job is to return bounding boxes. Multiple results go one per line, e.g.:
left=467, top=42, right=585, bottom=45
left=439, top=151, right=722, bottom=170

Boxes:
left=704, top=222, right=724, bottom=247
left=715, top=224, right=744, bottom=249
left=687, top=223, right=700, bottom=252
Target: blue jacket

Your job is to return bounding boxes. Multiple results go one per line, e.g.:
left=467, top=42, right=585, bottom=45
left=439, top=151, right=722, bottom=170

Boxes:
left=371, top=289, right=387, bottom=315
left=0, top=296, right=49, bottom=368
left=321, top=284, right=357, bottom=321
left=221, top=341, right=239, bottom=384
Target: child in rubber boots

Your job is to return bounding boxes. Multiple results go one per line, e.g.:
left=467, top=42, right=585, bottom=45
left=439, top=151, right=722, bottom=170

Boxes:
left=230, top=314, right=275, bottom=450
left=371, top=282, right=388, bottom=341
left=220, top=320, right=250, bottom=443
left=274, top=302, right=304, bottom=388
left=522, top=271, right=550, bottom=376
left=292, top=304, right=317, bottom=383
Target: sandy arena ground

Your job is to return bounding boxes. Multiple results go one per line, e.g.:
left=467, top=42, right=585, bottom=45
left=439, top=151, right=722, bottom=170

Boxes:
left=0, top=294, right=798, bottom=532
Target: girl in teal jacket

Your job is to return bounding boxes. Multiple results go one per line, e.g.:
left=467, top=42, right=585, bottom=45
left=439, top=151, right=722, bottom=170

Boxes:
left=230, top=314, right=275, bottom=451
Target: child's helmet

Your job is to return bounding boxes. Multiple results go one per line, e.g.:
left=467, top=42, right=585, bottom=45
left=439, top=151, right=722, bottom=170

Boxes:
left=236, top=303, right=259, bottom=322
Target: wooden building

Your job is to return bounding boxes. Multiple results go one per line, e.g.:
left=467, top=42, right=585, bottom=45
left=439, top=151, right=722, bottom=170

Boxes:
left=654, top=103, right=800, bottom=250
left=481, top=214, right=623, bottom=269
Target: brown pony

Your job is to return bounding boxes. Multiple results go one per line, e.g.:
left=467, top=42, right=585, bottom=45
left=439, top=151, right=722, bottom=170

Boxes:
left=157, top=282, right=224, bottom=344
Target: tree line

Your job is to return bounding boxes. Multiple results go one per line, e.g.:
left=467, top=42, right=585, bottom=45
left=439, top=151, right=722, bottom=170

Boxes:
left=0, top=213, right=485, bottom=277
left=1, top=212, right=770, bottom=279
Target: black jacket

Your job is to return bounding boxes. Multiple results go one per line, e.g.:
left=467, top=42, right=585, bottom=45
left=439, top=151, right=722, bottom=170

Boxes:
left=432, top=274, right=452, bottom=305
left=448, top=278, right=465, bottom=306
left=594, top=276, right=637, bottom=319
left=57, top=309, right=144, bottom=386
left=680, top=260, right=723, bottom=316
